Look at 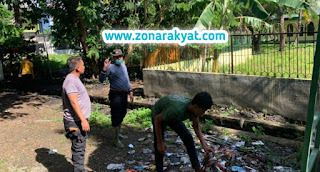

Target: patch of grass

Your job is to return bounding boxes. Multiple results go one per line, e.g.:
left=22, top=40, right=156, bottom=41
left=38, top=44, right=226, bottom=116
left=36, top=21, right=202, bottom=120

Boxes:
left=221, top=128, right=230, bottom=136
left=201, top=119, right=214, bottom=133
left=59, top=137, right=67, bottom=144
left=221, top=112, right=229, bottom=116
left=124, top=108, right=152, bottom=129
left=136, top=96, right=143, bottom=101
left=92, top=103, right=103, bottom=111
left=239, top=133, right=252, bottom=143
left=252, top=125, right=265, bottom=138
left=89, top=110, right=111, bottom=128
left=0, top=161, right=8, bottom=171
left=47, top=109, right=61, bottom=115
left=51, top=116, right=63, bottom=122
left=262, top=109, right=268, bottom=116
left=183, top=119, right=193, bottom=129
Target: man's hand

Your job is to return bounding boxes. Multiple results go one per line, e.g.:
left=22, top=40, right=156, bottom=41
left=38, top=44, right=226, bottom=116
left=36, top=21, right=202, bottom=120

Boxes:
left=203, top=145, right=214, bottom=154
left=81, top=120, right=90, bottom=132
left=157, top=142, right=167, bottom=155
left=18, top=74, right=22, bottom=78
left=103, top=58, right=111, bottom=71
left=130, top=91, right=134, bottom=102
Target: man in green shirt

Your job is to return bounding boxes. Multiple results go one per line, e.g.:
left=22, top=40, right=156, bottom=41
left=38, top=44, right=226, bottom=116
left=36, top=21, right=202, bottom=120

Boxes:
left=151, top=92, right=214, bottom=172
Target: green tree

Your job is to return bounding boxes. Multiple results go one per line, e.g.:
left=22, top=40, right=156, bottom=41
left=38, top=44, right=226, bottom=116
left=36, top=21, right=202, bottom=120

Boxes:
left=195, top=0, right=270, bottom=71
left=0, top=4, right=22, bottom=49
left=263, top=0, right=311, bottom=51
left=41, top=0, right=109, bottom=78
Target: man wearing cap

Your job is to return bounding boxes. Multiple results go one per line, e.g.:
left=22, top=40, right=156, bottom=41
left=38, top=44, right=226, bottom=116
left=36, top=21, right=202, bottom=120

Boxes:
left=99, top=49, right=133, bottom=148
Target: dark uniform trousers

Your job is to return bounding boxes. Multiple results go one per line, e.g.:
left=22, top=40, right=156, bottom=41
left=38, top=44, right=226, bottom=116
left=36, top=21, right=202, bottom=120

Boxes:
left=64, top=119, right=87, bottom=172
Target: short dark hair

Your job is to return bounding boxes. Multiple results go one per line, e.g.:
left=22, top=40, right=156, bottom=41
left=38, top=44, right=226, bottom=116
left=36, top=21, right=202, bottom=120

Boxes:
left=27, top=55, right=32, bottom=59
left=67, top=56, right=82, bottom=73
left=191, top=92, right=213, bottom=110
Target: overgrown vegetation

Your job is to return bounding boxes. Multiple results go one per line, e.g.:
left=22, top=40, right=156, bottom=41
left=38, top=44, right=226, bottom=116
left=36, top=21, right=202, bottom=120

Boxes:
left=89, top=107, right=152, bottom=129
left=124, top=108, right=152, bottom=129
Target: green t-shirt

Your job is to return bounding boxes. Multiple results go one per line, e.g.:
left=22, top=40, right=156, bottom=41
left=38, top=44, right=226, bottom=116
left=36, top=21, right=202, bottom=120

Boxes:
left=151, top=95, right=196, bottom=122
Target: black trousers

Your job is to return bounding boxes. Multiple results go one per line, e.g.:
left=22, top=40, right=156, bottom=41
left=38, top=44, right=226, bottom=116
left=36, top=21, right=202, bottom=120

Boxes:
left=64, top=119, right=87, bottom=172
left=152, top=118, right=200, bottom=172
left=20, top=74, right=33, bottom=92
left=109, top=91, right=128, bottom=127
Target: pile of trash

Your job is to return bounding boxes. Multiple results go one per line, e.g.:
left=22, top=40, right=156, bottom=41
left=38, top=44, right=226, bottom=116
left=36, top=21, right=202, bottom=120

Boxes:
left=106, top=129, right=298, bottom=172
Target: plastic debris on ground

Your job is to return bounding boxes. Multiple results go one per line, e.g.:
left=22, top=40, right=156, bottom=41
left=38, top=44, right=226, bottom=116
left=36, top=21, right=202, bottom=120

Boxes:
left=273, top=166, right=294, bottom=172
left=235, top=141, right=245, bottom=147
left=142, top=148, right=152, bottom=154
left=120, top=129, right=297, bottom=172
left=125, top=169, right=136, bottom=172
left=127, top=160, right=136, bottom=165
left=251, top=140, right=264, bottom=146
left=176, top=137, right=183, bottom=144
left=133, top=165, right=144, bottom=171
left=107, top=163, right=125, bottom=170
left=232, top=166, right=246, bottom=172
left=180, top=156, right=190, bottom=164
left=244, top=166, right=257, bottom=172
left=48, top=149, right=57, bottom=155
left=138, top=137, right=145, bottom=142
left=128, top=150, right=136, bottom=155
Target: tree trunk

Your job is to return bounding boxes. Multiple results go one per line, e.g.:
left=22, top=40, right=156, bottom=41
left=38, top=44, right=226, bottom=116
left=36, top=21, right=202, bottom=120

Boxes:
left=77, top=2, right=99, bottom=79
left=13, top=2, right=24, bottom=41
left=142, top=44, right=147, bottom=68
left=279, top=5, right=285, bottom=52
left=202, top=0, right=216, bottom=72
left=142, top=0, right=148, bottom=25
left=202, top=22, right=211, bottom=72
left=295, top=10, right=303, bottom=46
left=248, top=27, right=261, bottom=54
left=125, top=44, right=136, bottom=65
left=253, top=31, right=262, bottom=54
left=13, top=2, right=22, bottom=28
left=213, top=49, right=218, bottom=72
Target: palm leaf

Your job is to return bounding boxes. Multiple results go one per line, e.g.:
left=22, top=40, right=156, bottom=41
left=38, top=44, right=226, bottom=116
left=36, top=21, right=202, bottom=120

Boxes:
left=239, top=16, right=273, bottom=32
left=264, top=0, right=309, bottom=9
left=194, top=1, right=216, bottom=30
left=236, top=0, right=269, bottom=19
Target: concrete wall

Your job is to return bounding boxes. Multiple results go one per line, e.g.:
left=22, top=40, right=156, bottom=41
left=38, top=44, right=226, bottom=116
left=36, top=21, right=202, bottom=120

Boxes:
left=143, top=69, right=313, bottom=121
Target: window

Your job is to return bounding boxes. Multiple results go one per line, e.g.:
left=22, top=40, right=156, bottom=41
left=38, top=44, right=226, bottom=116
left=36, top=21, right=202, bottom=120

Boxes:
left=307, top=22, right=314, bottom=36
left=287, top=24, right=293, bottom=37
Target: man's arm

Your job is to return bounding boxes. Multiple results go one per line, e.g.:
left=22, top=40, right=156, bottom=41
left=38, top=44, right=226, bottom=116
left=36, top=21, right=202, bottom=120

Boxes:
left=192, top=117, right=213, bottom=153
left=99, top=72, right=107, bottom=83
left=67, top=94, right=90, bottom=131
left=99, top=58, right=111, bottom=83
left=154, top=113, right=167, bottom=154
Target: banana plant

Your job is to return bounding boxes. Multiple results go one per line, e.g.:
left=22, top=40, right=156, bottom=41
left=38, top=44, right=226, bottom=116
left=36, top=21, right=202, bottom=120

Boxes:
left=195, top=0, right=269, bottom=31
left=263, top=0, right=311, bottom=51
left=194, top=0, right=270, bottom=71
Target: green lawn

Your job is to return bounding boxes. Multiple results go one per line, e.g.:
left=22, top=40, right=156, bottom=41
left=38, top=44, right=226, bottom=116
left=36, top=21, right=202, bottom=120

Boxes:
left=48, top=54, right=78, bottom=72
left=218, top=43, right=315, bottom=79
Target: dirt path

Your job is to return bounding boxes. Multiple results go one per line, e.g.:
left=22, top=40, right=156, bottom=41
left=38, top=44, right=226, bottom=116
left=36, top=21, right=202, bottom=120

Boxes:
left=0, top=92, right=153, bottom=172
